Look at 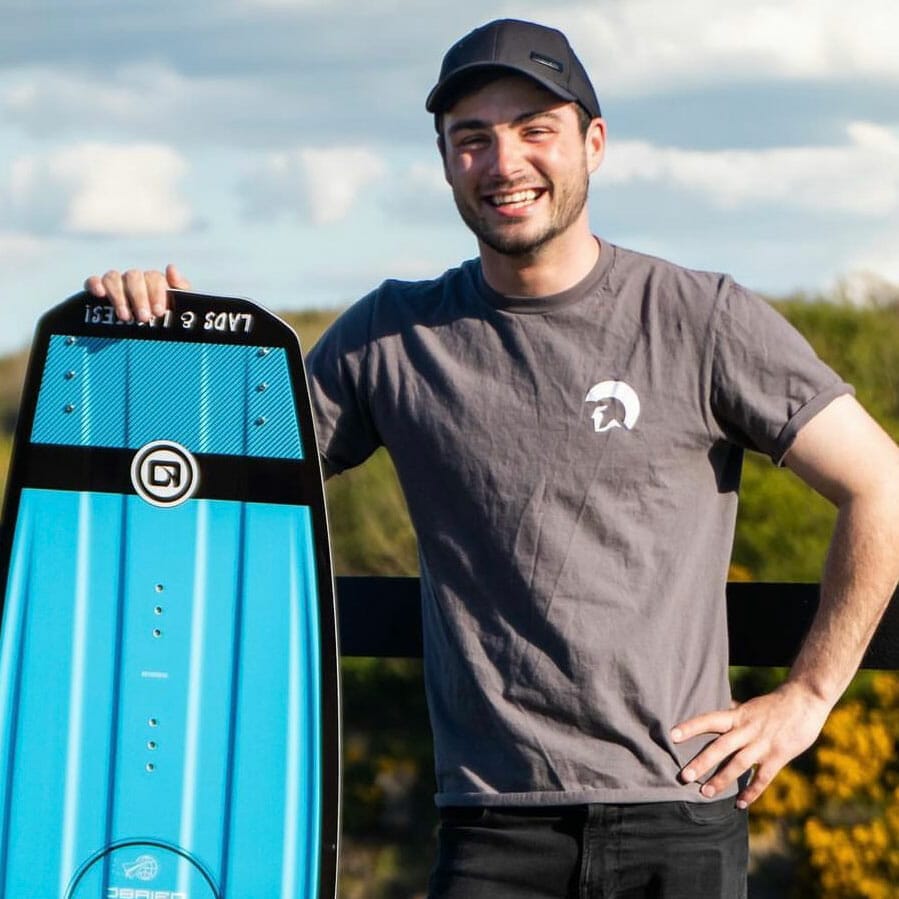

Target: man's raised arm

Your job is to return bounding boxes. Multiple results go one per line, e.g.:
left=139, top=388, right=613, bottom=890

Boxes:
left=671, top=394, right=899, bottom=807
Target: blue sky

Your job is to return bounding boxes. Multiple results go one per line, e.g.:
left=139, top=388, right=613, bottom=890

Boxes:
left=1, top=0, right=898, bottom=353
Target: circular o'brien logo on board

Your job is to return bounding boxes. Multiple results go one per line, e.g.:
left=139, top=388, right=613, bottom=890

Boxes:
left=123, top=853, right=159, bottom=881
left=131, top=440, right=200, bottom=508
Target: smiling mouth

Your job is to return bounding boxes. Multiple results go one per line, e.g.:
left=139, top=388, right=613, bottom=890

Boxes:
left=487, top=188, right=545, bottom=208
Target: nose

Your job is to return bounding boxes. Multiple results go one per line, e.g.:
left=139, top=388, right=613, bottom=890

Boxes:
left=488, top=132, right=525, bottom=180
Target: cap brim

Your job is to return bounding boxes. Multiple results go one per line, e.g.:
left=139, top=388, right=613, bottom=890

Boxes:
left=425, top=63, right=579, bottom=114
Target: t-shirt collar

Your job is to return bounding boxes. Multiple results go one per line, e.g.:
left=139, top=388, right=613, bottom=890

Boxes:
left=475, top=238, right=614, bottom=314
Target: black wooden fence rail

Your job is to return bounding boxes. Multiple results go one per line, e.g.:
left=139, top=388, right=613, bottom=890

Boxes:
left=336, top=578, right=899, bottom=669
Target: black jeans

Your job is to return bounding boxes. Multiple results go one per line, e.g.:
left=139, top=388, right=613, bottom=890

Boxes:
left=429, top=799, right=748, bottom=898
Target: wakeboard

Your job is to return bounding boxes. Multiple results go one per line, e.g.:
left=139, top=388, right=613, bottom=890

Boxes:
left=0, top=291, right=339, bottom=898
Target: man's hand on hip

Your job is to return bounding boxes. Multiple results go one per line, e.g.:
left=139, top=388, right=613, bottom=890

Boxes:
left=671, top=681, right=831, bottom=808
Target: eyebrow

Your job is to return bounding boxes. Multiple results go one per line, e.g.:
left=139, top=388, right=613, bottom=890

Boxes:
left=447, top=108, right=564, bottom=137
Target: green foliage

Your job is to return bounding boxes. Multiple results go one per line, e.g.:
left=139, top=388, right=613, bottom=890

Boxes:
left=280, top=309, right=340, bottom=358
left=339, top=658, right=436, bottom=898
left=732, top=456, right=837, bottom=582
left=326, top=449, right=418, bottom=576
left=0, top=435, right=11, bottom=506
left=733, top=299, right=899, bottom=583
left=772, top=299, right=899, bottom=430
left=0, top=349, right=27, bottom=436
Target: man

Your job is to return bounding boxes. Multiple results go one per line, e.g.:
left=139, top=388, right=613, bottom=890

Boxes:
left=87, top=19, right=899, bottom=898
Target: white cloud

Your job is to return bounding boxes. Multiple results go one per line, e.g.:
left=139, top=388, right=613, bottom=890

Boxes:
left=0, top=231, right=45, bottom=268
left=232, top=0, right=332, bottom=7
left=530, top=0, right=899, bottom=94
left=4, top=1, right=896, bottom=156
left=244, top=146, right=385, bottom=224
left=382, top=160, right=459, bottom=225
left=832, top=270, right=899, bottom=306
left=301, top=148, right=386, bottom=224
left=2, top=143, right=193, bottom=236
left=602, top=121, right=899, bottom=215
left=4, top=69, right=145, bottom=126
left=0, top=63, right=265, bottom=142
left=842, top=231, right=899, bottom=288
left=401, top=161, right=447, bottom=193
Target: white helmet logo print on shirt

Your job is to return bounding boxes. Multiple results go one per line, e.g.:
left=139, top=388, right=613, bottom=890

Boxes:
left=585, top=380, right=641, bottom=433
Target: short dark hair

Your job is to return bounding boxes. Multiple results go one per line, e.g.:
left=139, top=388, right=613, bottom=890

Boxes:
left=573, top=103, right=593, bottom=137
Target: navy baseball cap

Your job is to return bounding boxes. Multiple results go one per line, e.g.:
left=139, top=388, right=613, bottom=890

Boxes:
left=426, top=19, right=601, bottom=120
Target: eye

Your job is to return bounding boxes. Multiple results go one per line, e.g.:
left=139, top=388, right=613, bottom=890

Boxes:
left=523, top=126, right=553, bottom=140
left=455, top=134, right=488, bottom=150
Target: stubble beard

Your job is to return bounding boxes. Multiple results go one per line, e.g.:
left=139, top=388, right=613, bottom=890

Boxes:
left=453, top=167, right=591, bottom=258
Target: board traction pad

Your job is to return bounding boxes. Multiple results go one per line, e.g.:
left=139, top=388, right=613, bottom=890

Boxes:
left=0, top=291, right=340, bottom=898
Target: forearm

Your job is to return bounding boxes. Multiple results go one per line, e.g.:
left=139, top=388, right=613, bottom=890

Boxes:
left=787, top=489, right=899, bottom=705
left=672, top=397, right=899, bottom=805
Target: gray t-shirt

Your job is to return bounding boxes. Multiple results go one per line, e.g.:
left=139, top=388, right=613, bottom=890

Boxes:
left=307, top=242, right=851, bottom=806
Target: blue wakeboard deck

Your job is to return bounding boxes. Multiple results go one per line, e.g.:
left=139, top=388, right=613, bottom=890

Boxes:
left=0, top=292, right=339, bottom=898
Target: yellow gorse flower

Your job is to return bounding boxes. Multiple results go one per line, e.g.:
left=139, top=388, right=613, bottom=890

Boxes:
left=750, top=672, right=899, bottom=896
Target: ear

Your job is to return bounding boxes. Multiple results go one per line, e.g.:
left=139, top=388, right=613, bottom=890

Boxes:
left=585, top=117, right=606, bottom=174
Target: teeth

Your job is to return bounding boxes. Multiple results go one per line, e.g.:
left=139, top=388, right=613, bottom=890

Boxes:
left=491, top=189, right=539, bottom=206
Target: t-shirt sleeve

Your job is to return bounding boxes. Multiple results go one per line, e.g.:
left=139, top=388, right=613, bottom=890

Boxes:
left=305, top=294, right=383, bottom=477
left=709, top=280, right=854, bottom=465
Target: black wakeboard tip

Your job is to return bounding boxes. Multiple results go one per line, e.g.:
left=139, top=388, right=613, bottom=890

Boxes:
left=40, top=289, right=301, bottom=350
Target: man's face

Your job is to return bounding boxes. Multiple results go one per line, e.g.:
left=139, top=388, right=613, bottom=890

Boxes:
left=440, top=75, right=604, bottom=258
